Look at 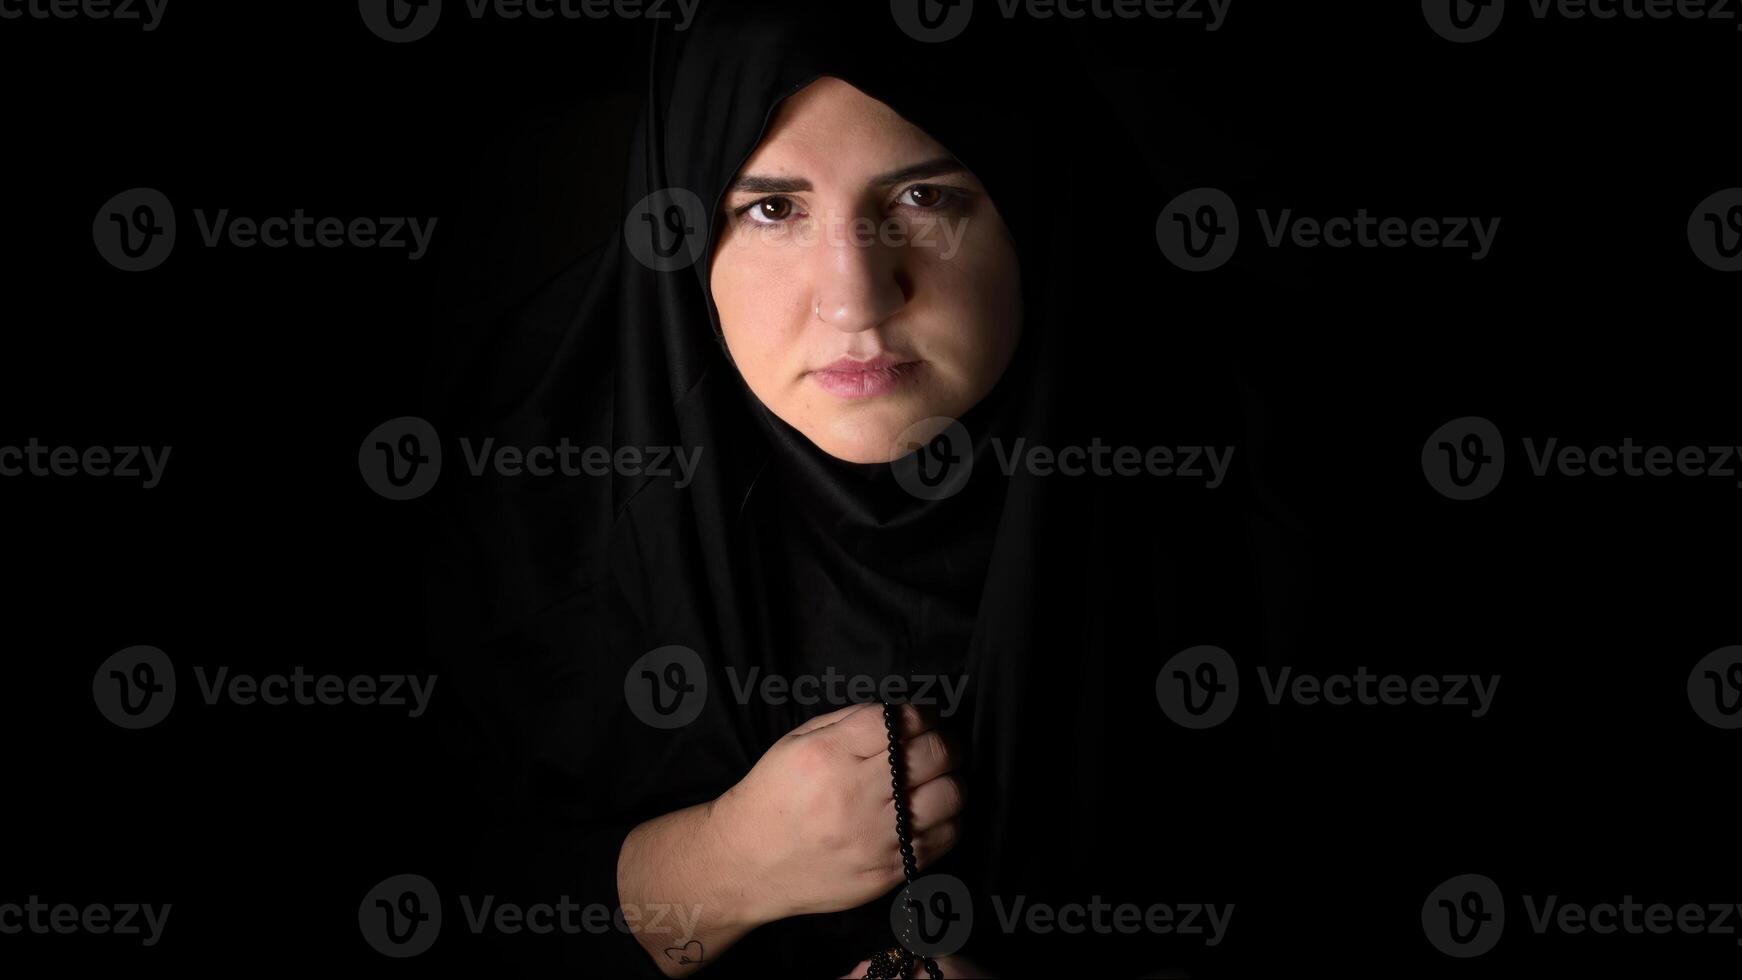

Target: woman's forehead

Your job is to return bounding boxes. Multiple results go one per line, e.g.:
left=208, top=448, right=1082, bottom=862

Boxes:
left=736, top=77, right=947, bottom=184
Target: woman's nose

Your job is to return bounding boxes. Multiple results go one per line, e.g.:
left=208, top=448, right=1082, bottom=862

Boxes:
left=808, top=210, right=908, bottom=334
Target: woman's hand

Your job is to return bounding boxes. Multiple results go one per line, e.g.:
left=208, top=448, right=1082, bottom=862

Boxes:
left=713, top=701, right=967, bottom=924
left=617, top=701, right=966, bottom=976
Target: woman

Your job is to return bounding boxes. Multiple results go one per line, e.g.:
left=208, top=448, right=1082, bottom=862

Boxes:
left=430, top=2, right=1285, bottom=975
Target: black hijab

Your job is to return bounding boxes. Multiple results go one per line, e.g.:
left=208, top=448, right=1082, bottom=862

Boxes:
left=431, top=2, right=1281, bottom=975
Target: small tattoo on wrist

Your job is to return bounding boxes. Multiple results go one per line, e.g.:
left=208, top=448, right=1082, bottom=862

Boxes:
left=664, top=939, right=706, bottom=965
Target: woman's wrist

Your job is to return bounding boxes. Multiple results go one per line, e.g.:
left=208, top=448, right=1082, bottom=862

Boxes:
left=697, top=789, right=784, bottom=929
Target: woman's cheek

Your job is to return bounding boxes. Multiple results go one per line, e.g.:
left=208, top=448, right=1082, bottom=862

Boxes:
left=715, top=243, right=809, bottom=399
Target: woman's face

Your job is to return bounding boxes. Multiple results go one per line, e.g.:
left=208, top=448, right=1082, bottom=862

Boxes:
left=709, top=76, right=1023, bottom=464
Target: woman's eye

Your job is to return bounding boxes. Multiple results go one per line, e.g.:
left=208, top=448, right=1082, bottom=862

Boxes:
left=737, top=196, right=799, bottom=225
left=899, top=184, right=959, bottom=210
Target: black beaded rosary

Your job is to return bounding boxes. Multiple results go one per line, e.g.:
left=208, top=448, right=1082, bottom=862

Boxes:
left=864, top=701, right=944, bottom=979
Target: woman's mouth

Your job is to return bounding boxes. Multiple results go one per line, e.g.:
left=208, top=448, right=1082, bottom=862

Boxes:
left=808, top=355, right=922, bottom=399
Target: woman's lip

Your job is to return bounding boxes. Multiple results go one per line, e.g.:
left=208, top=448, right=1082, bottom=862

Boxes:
left=815, top=354, right=913, bottom=373
left=808, top=358, right=922, bottom=399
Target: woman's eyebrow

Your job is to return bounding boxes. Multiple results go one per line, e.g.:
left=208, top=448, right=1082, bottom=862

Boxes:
left=729, top=174, right=811, bottom=194
left=725, top=157, right=966, bottom=196
left=869, top=156, right=965, bottom=187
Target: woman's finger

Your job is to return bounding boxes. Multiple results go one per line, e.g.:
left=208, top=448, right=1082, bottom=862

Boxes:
left=906, top=773, right=965, bottom=832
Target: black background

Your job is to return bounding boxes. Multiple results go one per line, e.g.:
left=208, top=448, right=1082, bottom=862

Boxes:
left=3, top=1, right=1736, bottom=975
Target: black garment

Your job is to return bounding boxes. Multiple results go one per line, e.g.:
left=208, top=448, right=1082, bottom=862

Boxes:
left=429, top=2, right=1291, bottom=975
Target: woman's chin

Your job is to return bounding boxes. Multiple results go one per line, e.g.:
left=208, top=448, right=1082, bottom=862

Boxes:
left=804, top=405, right=950, bottom=465
left=811, top=429, right=909, bottom=465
